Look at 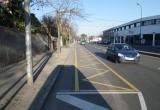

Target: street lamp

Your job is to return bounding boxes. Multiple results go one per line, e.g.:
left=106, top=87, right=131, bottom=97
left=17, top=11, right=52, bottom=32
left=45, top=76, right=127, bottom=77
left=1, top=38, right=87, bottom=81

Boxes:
left=137, top=3, right=143, bottom=45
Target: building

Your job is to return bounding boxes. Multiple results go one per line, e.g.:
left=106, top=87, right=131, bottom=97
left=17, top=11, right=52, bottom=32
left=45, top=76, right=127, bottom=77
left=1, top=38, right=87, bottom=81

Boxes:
left=103, top=15, right=160, bottom=46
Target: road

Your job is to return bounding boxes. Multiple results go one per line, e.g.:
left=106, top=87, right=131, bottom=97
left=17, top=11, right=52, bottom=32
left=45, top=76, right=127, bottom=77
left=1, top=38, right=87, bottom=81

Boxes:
left=42, top=43, right=160, bottom=110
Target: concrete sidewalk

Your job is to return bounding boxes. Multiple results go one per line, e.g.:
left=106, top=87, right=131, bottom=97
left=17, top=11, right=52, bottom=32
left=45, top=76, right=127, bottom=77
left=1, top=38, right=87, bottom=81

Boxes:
left=4, top=44, right=73, bottom=110
left=133, top=46, right=160, bottom=57
left=0, top=53, right=50, bottom=110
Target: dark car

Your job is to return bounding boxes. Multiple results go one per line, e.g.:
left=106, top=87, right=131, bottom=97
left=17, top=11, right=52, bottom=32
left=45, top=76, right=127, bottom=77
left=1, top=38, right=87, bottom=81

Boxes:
left=106, top=43, right=140, bottom=63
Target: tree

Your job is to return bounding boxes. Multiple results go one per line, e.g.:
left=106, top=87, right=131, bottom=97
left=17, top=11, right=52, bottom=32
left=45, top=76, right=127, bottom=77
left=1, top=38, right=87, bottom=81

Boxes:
left=81, top=33, right=87, bottom=41
left=50, top=0, right=84, bottom=53
left=24, top=0, right=51, bottom=86
left=41, top=15, right=58, bottom=50
left=0, top=0, right=24, bottom=29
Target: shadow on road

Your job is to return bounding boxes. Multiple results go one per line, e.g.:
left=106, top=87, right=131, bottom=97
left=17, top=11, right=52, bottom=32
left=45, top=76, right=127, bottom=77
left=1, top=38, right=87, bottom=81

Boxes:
left=29, top=65, right=113, bottom=110
left=94, top=52, right=116, bottom=63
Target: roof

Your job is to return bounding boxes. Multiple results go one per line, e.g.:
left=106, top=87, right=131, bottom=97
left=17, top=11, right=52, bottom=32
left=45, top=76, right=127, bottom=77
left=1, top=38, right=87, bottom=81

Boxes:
left=104, top=15, right=160, bottom=32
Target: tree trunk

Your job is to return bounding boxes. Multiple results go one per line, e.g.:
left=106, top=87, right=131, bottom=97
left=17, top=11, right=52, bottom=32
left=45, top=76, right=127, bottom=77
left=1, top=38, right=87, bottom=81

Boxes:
left=24, top=0, right=33, bottom=86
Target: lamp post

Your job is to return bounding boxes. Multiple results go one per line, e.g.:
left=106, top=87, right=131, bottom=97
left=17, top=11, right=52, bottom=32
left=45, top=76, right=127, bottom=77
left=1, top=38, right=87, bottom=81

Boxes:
left=137, top=3, right=143, bottom=45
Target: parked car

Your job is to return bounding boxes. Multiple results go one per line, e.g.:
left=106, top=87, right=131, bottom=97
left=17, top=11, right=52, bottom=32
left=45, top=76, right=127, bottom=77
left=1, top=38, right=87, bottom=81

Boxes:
left=106, top=43, right=140, bottom=63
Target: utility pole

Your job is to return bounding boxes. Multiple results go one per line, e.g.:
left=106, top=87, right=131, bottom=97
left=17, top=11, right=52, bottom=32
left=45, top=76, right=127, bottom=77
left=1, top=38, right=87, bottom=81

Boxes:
left=137, top=3, right=143, bottom=45
left=24, top=0, right=33, bottom=86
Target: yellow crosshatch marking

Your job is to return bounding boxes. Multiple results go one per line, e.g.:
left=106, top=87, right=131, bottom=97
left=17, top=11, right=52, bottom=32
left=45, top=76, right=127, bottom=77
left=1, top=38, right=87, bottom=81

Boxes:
left=82, top=70, right=109, bottom=81
left=89, top=80, right=133, bottom=91
left=79, top=63, right=100, bottom=68
left=75, top=44, right=139, bottom=92
left=79, top=66, right=105, bottom=71
left=84, top=46, right=139, bottom=92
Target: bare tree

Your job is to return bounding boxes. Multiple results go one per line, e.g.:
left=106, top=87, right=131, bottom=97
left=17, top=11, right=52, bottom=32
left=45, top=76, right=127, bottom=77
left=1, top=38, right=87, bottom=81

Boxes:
left=50, top=0, right=85, bottom=53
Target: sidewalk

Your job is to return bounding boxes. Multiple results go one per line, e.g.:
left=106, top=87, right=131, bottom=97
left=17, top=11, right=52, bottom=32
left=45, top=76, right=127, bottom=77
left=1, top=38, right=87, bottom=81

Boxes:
left=4, top=44, right=73, bottom=110
left=133, top=45, right=160, bottom=57
left=0, top=53, right=49, bottom=109
left=133, top=45, right=160, bottom=53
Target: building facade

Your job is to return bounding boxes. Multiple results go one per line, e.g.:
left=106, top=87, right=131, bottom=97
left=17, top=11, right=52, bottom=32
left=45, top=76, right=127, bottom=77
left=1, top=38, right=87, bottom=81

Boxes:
left=103, top=15, right=160, bottom=46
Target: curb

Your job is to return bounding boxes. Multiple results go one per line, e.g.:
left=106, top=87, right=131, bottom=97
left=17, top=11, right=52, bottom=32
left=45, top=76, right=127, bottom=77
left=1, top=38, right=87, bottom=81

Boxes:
left=29, top=64, right=64, bottom=110
left=29, top=47, right=71, bottom=110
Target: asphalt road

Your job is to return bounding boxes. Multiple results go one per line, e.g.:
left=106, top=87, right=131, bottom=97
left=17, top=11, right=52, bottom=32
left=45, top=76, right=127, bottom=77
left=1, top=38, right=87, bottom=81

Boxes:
left=42, top=43, right=160, bottom=110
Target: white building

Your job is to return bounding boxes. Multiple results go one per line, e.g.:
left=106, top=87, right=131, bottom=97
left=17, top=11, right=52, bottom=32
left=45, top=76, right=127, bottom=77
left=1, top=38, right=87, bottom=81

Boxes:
left=103, top=15, right=160, bottom=46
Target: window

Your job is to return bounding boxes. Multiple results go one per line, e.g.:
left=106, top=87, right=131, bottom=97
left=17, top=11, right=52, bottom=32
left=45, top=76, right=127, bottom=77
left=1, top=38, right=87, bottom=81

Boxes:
left=120, top=27, right=122, bottom=31
left=142, top=20, right=155, bottom=26
left=117, top=28, right=119, bottom=31
left=126, top=26, right=129, bottom=29
left=136, top=22, right=140, bottom=27
left=126, top=25, right=131, bottom=29
left=156, top=19, right=160, bottom=24
left=131, top=24, right=134, bottom=28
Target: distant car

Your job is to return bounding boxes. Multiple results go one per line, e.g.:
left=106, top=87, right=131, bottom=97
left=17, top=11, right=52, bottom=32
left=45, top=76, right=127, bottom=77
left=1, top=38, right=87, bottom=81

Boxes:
left=106, top=43, right=140, bottom=63
left=81, top=41, right=85, bottom=45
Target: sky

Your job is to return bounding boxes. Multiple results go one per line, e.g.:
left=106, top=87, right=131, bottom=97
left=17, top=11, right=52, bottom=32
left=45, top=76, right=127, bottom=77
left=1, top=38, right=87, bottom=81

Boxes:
left=32, top=0, right=160, bottom=36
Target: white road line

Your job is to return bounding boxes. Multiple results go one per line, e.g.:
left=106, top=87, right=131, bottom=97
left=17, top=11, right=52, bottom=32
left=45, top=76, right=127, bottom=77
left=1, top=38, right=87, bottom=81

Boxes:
left=57, top=91, right=147, bottom=110
left=56, top=94, right=109, bottom=110
left=138, top=92, right=148, bottom=110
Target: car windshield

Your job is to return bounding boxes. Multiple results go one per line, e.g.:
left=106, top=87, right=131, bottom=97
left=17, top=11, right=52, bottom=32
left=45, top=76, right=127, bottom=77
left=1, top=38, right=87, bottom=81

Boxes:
left=115, top=44, right=133, bottom=51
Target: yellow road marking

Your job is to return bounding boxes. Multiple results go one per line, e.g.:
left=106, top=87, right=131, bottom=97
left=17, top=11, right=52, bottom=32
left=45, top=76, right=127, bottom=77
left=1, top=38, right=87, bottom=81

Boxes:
left=80, top=66, right=105, bottom=71
left=85, top=47, right=139, bottom=92
left=78, top=63, right=100, bottom=67
left=80, top=89, right=135, bottom=92
left=75, top=44, right=79, bottom=91
left=79, top=63, right=100, bottom=68
left=83, top=70, right=109, bottom=80
left=89, top=80, right=133, bottom=91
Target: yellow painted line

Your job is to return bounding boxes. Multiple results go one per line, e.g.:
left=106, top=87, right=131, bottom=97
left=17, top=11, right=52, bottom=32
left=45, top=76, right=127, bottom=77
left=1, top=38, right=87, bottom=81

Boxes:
left=85, top=48, right=139, bottom=92
left=75, top=44, right=79, bottom=91
left=89, top=80, right=133, bottom=91
left=80, top=66, right=105, bottom=71
left=79, top=63, right=100, bottom=68
left=83, top=70, right=109, bottom=80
